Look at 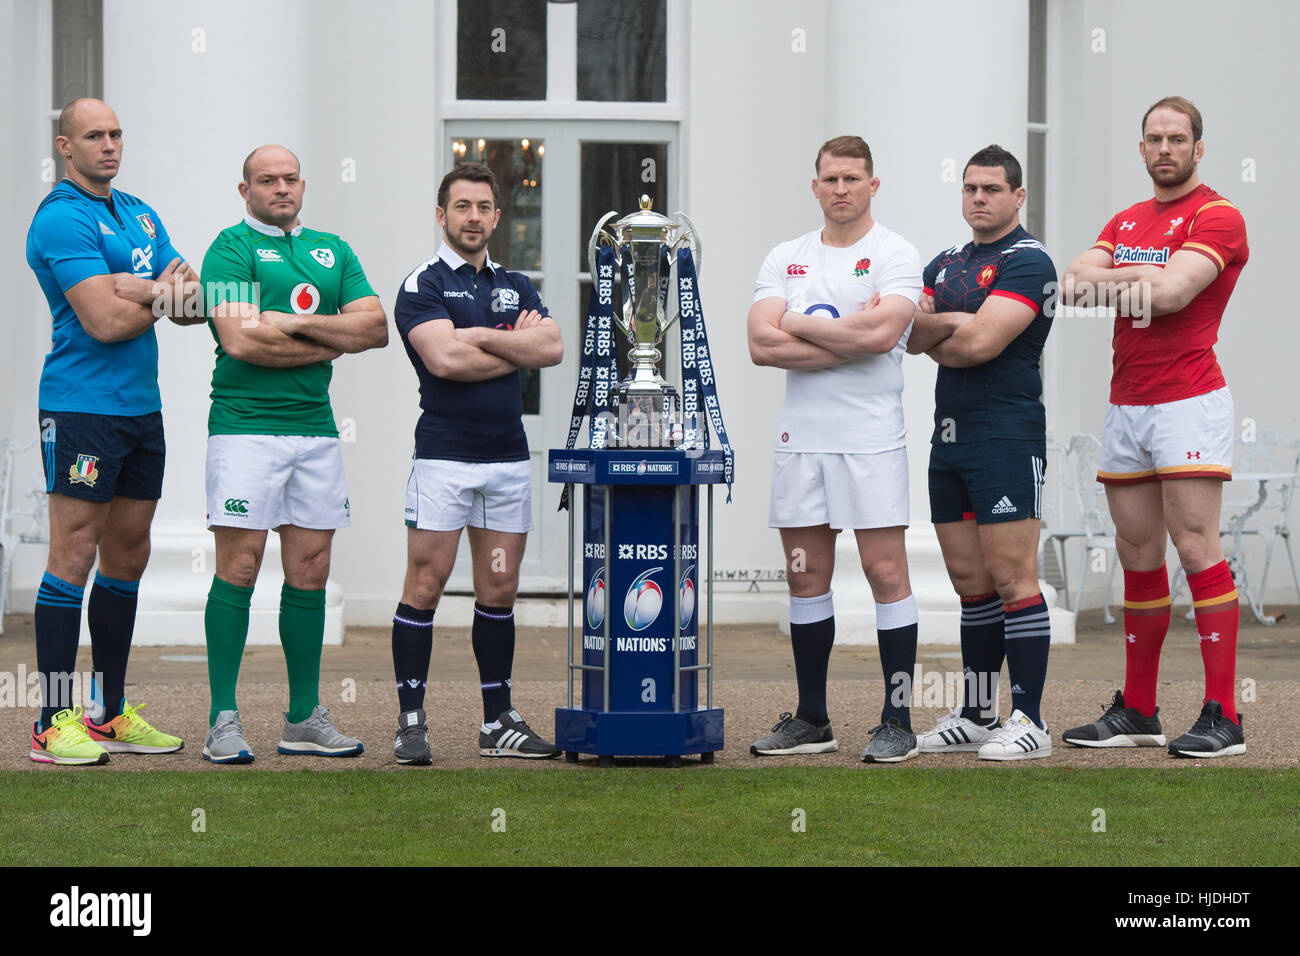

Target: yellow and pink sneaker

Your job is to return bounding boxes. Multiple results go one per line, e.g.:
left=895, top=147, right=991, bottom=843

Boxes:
left=30, top=706, right=110, bottom=765
left=83, top=700, right=184, bottom=754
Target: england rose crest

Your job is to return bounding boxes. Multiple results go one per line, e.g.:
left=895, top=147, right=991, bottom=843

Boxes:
left=853, top=257, right=871, bottom=277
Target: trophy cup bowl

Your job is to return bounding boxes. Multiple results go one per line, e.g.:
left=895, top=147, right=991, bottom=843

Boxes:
left=588, top=195, right=701, bottom=449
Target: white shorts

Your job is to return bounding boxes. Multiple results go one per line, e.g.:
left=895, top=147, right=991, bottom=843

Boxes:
left=1098, top=387, right=1233, bottom=484
left=206, top=435, right=350, bottom=530
left=769, top=448, right=909, bottom=530
left=405, top=459, right=534, bottom=533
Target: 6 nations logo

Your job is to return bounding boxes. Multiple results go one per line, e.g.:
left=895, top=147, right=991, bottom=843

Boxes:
left=223, top=498, right=250, bottom=517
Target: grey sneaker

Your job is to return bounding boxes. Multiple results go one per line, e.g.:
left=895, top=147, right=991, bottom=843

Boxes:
left=750, top=712, right=838, bottom=756
left=479, top=709, right=559, bottom=758
left=277, top=705, right=364, bottom=757
left=394, top=708, right=432, bottom=765
left=1063, top=690, right=1166, bottom=748
left=1168, top=700, right=1246, bottom=758
left=861, top=718, right=919, bottom=763
left=202, top=710, right=254, bottom=765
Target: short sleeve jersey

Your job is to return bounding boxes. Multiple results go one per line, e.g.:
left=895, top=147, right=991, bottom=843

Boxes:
left=1093, top=183, right=1248, bottom=405
left=202, top=215, right=376, bottom=437
left=393, top=242, right=548, bottom=463
left=753, top=223, right=923, bottom=454
left=922, top=225, right=1057, bottom=444
left=26, top=179, right=183, bottom=415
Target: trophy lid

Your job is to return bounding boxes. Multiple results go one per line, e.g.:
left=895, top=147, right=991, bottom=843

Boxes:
left=613, top=194, right=676, bottom=234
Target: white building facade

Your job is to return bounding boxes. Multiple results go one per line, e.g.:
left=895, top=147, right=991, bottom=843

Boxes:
left=0, top=0, right=1291, bottom=639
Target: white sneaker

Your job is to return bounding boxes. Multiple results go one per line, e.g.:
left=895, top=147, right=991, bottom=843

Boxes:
left=977, top=709, right=1051, bottom=761
left=917, top=707, right=999, bottom=753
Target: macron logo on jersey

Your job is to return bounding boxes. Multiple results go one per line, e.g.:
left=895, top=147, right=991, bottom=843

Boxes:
left=1114, top=243, right=1170, bottom=265
left=443, top=290, right=472, bottom=299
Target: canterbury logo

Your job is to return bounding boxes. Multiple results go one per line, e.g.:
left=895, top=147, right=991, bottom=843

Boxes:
left=786, top=264, right=809, bottom=276
left=223, top=499, right=250, bottom=514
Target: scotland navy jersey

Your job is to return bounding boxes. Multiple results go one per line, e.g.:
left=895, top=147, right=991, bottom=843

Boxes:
left=394, top=242, right=547, bottom=462
left=26, top=179, right=182, bottom=415
left=923, top=225, right=1056, bottom=444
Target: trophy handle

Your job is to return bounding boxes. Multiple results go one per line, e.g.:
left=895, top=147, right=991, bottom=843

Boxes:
left=672, top=211, right=702, bottom=275
left=586, top=210, right=620, bottom=280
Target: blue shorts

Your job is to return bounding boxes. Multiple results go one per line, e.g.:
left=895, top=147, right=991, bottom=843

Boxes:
left=39, top=409, right=166, bottom=502
left=929, top=438, right=1045, bottom=525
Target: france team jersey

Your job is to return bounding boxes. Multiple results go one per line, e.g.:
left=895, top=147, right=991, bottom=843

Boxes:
left=394, top=242, right=547, bottom=463
left=923, top=225, right=1056, bottom=444
left=26, top=179, right=181, bottom=415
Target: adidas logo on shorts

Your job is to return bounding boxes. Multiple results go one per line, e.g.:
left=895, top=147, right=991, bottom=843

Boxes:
left=991, top=496, right=1017, bottom=515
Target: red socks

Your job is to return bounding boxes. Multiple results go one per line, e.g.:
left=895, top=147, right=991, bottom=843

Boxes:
left=1187, top=560, right=1240, bottom=722
left=1121, top=565, right=1171, bottom=717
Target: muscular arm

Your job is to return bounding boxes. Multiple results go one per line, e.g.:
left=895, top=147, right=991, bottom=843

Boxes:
left=780, top=293, right=914, bottom=358
left=1121, top=248, right=1219, bottom=316
left=926, top=294, right=1037, bottom=368
left=747, top=297, right=850, bottom=370
left=408, top=318, right=517, bottom=382
left=112, top=258, right=207, bottom=327
left=211, top=301, right=342, bottom=367
left=64, top=273, right=159, bottom=343
left=905, top=293, right=963, bottom=355
left=259, top=295, right=389, bottom=353
left=456, top=310, right=563, bottom=368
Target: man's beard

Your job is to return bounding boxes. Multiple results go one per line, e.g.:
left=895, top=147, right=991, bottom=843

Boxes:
left=1148, top=157, right=1194, bottom=189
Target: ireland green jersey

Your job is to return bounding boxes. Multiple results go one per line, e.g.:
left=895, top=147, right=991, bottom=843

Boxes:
left=202, top=215, right=376, bottom=436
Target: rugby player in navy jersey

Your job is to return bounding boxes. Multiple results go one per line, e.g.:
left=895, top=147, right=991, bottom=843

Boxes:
left=907, top=145, right=1058, bottom=760
left=389, top=163, right=564, bottom=764
left=24, top=99, right=203, bottom=765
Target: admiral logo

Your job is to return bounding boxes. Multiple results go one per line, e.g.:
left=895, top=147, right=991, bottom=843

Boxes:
left=786, top=264, right=809, bottom=276
left=490, top=287, right=521, bottom=313
left=1113, top=243, right=1170, bottom=265
left=609, top=460, right=678, bottom=476
left=256, top=248, right=283, bottom=262
left=310, top=247, right=335, bottom=268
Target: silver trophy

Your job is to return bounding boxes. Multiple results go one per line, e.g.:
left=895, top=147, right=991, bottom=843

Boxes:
left=588, top=195, right=702, bottom=449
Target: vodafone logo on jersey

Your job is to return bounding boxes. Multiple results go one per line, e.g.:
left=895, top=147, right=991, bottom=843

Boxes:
left=786, top=264, right=809, bottom=277
left=290, top=283, right=321, bottom=314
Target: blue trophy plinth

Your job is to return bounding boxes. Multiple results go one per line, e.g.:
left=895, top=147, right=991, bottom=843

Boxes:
left=549, top=448, right=726, bottom=765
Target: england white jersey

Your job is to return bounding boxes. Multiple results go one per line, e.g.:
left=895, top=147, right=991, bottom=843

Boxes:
left=754, top=223, right=923, bottom=454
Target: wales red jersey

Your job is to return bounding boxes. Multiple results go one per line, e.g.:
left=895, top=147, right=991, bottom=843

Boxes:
left=1093, top=183, right=1248, bottom=405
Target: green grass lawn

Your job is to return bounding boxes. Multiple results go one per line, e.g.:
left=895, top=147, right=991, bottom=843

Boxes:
left=2, top=767, right=1296, bottom=866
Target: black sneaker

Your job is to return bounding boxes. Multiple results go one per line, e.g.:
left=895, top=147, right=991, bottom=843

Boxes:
left=750, top=712, right=838, bottom=756
left=1062, top=690, right=1166, bottom=747
left=480, top=709, right=559, bottom=759
left=1168, top=701, right=1246, bottom=758
left=394, top=708, right=432, bottom=765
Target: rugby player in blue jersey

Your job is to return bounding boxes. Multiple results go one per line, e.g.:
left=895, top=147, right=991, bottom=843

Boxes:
left=907, top=145, right=1058, bottom=760
left=24, top=98, right=202, bottom=765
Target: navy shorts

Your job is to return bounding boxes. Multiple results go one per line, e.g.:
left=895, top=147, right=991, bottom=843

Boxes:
left=39, top=409, right=166, bottom=502
left=929, top=438, right=1045, bottom=525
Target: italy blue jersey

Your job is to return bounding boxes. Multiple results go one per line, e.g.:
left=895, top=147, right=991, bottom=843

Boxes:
left=26, top=179, right=182, bottom=415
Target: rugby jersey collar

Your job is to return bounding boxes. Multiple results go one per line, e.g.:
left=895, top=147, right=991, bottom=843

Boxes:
left=244, top=212, right=303, bottom=238
left=436, top=240, right=500, bottom=275
left=971, top=223, right=1027, bottom=252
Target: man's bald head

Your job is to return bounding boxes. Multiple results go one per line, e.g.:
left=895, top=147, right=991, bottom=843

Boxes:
left=242, top=144, right=301, bottom=184
left=58, top=98, right=118, bottom=139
